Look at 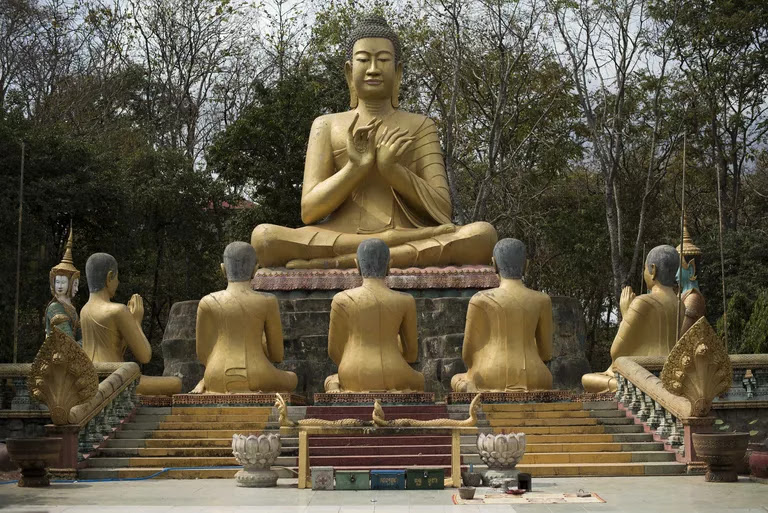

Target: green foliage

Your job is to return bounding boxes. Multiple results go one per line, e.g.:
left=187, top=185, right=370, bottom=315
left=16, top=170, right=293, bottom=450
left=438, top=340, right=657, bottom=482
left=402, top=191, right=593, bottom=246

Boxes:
left=742, top=290, right=768, bottom=354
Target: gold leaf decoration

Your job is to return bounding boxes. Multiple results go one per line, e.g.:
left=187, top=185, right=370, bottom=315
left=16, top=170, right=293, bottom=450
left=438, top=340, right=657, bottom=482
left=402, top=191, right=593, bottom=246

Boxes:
left=661, top=317, right=732, bottom=416
left=28, top=327, right=99, bottom=424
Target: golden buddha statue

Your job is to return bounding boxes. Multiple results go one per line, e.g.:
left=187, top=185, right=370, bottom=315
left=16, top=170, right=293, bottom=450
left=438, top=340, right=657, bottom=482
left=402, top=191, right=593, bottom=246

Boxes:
left=451, top=239, right=553, bottom=392
left=582, top=245, right=683, bottom=393
left=677, top=219, right=705, bottom=337
left=251, top=15, right=497, bottom=269
left=45, top=226, right=81, bottom=344
left=324, top=239, right=425, bottom=392
left=80, top=253, right=182, bottom=396
left=191, top=242, right=298, bottom=394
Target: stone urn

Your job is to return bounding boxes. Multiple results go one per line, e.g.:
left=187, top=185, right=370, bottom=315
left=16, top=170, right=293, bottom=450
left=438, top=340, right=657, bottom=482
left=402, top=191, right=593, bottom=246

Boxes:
left=749, top=445, right=768, bottom=481
left=5, top=437, right=62, bottom=487
left=231, top=433, right=281, bottom=487
left=692, top=432, right=750, bottom=482
left=476, top=432, right=526, bottom=487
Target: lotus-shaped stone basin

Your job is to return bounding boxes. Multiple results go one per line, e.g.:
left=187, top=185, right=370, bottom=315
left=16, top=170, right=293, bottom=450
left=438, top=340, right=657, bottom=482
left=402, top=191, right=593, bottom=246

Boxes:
left=6, top=437, right=62, bottom=487
left=692, top=432, right=749, bottom=482
left=477, top=433, right=526, bottom=469
left=231, top=433, right=281, bottom=487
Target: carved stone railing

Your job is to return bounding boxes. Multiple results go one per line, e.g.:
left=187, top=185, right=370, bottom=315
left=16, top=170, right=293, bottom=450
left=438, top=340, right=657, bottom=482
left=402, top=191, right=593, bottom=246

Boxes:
left=0, top=361, right=141, bottom=477
left=612, top=318, right=736, bottom=466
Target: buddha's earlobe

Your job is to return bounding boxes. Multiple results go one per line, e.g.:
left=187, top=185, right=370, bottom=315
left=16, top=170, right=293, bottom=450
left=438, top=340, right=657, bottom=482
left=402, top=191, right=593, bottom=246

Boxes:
left=650, top=263, right=658, bottom=282
left=345, top=61, right=358, bottom=109
left=220, top=263, right=226, bottom=280
left=354, top=258, right=361, bottom=275
left=492, top=257, right=498, bottom=275
left=391, top=62, right=403, bottom=109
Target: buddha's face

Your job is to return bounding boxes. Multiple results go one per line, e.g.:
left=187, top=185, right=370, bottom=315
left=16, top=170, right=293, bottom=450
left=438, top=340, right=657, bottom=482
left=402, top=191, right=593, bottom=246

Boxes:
left=54, top=275, right=69, bottom=297
left=348, top=38, right=399, bottom=101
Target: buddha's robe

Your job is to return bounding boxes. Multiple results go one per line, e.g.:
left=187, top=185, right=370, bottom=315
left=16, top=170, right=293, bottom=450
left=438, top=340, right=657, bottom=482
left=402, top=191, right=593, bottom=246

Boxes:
left=451, top=285, right=553, bottom=392
left=325, top=281, right=425, bottom=392
left=45, top=300, right=81, bottom=345
left=252, top=112, right=497, bottom=268
left=196, top=289, right=297, bottom=394
left=582, top=291, right=682, bottom=393
left=81, top=301, right=182, bottom=396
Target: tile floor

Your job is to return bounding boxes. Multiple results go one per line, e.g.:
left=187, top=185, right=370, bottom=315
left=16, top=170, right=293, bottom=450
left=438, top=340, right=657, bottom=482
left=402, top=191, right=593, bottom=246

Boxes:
left=0, top=476, right=766, bottom=512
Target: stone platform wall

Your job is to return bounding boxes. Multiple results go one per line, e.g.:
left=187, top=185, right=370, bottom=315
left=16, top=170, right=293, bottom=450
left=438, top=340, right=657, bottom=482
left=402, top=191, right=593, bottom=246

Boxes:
left=162, top=296, right=592, bottom=400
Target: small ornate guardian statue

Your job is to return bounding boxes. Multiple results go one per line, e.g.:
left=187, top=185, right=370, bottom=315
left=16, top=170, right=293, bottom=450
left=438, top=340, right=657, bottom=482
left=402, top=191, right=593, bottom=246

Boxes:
left=451, top=239, right=553, bottom=392
left=324, top=239, right=425, bottom=392
left=44, top=226, right=82, bottom=344
left=677, top=218, right=705, bottom=337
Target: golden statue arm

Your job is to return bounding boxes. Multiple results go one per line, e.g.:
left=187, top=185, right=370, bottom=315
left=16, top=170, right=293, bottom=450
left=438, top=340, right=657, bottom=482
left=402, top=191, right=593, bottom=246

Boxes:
left=114, top=306, right=152, bottom=364
left=301, top=117, right=373, bottom=225
left=536, top=296, right=554, bottom=362
left=195, top=299, right=216, bottom=367
left=461, top=299, right=489, bottom=370
left=400, top=296, right=419, bottom=363
left=328, top=297, right=348, bottom=366
left=264, top=295, right=284, bottom=363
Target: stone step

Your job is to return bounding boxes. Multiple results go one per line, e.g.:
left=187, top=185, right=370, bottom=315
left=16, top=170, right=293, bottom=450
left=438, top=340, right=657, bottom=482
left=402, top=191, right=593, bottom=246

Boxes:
left=77, top=460, right=685, bottom=480
left=524, top=433, right=652, bottom=443
left=155, top=421, right=271, bottom=430
left=132, top=415, right=272, bottom=424
left=170, top=407, right=274, bottom=416
left=479, top=409, right=624, bottom=419
left=490, top=424, right=643, bottom=435
left=84, top=456, right=297, bottom=468
left=525, top=441, right=665, bottom=452
left=481, top=402, right=617, bottom=412
left=306, top=406, right=448, bottom=414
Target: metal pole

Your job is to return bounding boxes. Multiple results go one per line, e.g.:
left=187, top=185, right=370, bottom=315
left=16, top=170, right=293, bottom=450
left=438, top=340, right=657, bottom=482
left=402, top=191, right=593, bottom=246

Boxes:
left=13, top=141, right=25, bottom=364
left=676, top=134, right=685, bottom=342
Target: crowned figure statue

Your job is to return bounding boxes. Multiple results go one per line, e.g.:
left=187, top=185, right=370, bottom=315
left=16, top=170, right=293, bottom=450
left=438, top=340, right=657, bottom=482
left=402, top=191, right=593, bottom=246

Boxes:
left=45, top=225, right=82, bottom=345
left=677, top=217, right=705, bottom=337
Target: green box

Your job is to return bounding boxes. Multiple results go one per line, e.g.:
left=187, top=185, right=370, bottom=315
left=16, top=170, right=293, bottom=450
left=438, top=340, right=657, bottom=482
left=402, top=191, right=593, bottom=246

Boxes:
left=335, top=470, right=369, bottom=490
left=371, top=470, right=406, bottom=490
left=406, top=468, right=445, bottom=490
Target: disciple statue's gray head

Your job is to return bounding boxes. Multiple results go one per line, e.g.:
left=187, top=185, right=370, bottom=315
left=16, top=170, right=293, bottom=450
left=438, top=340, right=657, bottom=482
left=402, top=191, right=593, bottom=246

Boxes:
left=494, top=238, right=526, bottom=279
left=646, top=244, right=679, bottom=287
left=357, top=239, right=390, bottom=278
left=85, top=253, right=119, bottom=292
left=223, top=242, right=258, bottom=282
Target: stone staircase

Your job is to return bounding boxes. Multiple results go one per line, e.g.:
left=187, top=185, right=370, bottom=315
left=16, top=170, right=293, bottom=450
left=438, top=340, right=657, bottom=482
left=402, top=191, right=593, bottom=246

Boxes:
left=79, top=400, right=685, bottom=479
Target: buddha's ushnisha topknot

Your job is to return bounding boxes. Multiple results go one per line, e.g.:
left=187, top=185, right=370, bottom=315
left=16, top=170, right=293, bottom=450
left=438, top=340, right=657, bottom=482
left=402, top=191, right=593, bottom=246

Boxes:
left=346, top=15, right=402, bottom=64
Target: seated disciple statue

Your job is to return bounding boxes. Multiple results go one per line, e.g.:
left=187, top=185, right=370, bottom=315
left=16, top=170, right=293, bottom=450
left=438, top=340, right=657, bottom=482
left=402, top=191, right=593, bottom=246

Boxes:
left=191, top=242, right=298, bottom=394
left=251, top=15, right=497, bottom=269
left=677, top=221, right=705, bottom=337
left=81, top=253, right=182, bottom=396
left=45, top=227, right=82, bottom=344
left=324, top=239, right=425, bottom=392
left=451, top=239, right=553, bottom=393
left=582, top=245, right=683, bottom=393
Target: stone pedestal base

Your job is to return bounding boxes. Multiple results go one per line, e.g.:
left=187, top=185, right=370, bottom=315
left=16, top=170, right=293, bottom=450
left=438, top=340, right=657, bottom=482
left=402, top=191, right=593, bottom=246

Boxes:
left=172, top=393, right=306, bottom=406
left=235, top=467, right=279, bottom=487
left=313, top=392, right=435, bottom=405
left=482, top=468, right=520, bottom=488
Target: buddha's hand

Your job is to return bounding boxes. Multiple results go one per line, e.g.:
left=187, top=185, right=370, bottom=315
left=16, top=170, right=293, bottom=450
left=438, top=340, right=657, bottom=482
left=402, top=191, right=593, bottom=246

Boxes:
left=346, top=113, right=381, bottom=173
left=376, top=127, right=415, bottom=174
left=128, top=294, right=144, bottom=323
left=619, top=286, right=636, bottom=318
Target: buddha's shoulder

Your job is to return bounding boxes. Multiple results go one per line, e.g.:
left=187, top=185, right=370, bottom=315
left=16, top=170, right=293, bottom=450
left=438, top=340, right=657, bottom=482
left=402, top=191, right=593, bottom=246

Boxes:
left=393, top=111, right=435, bottom=131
